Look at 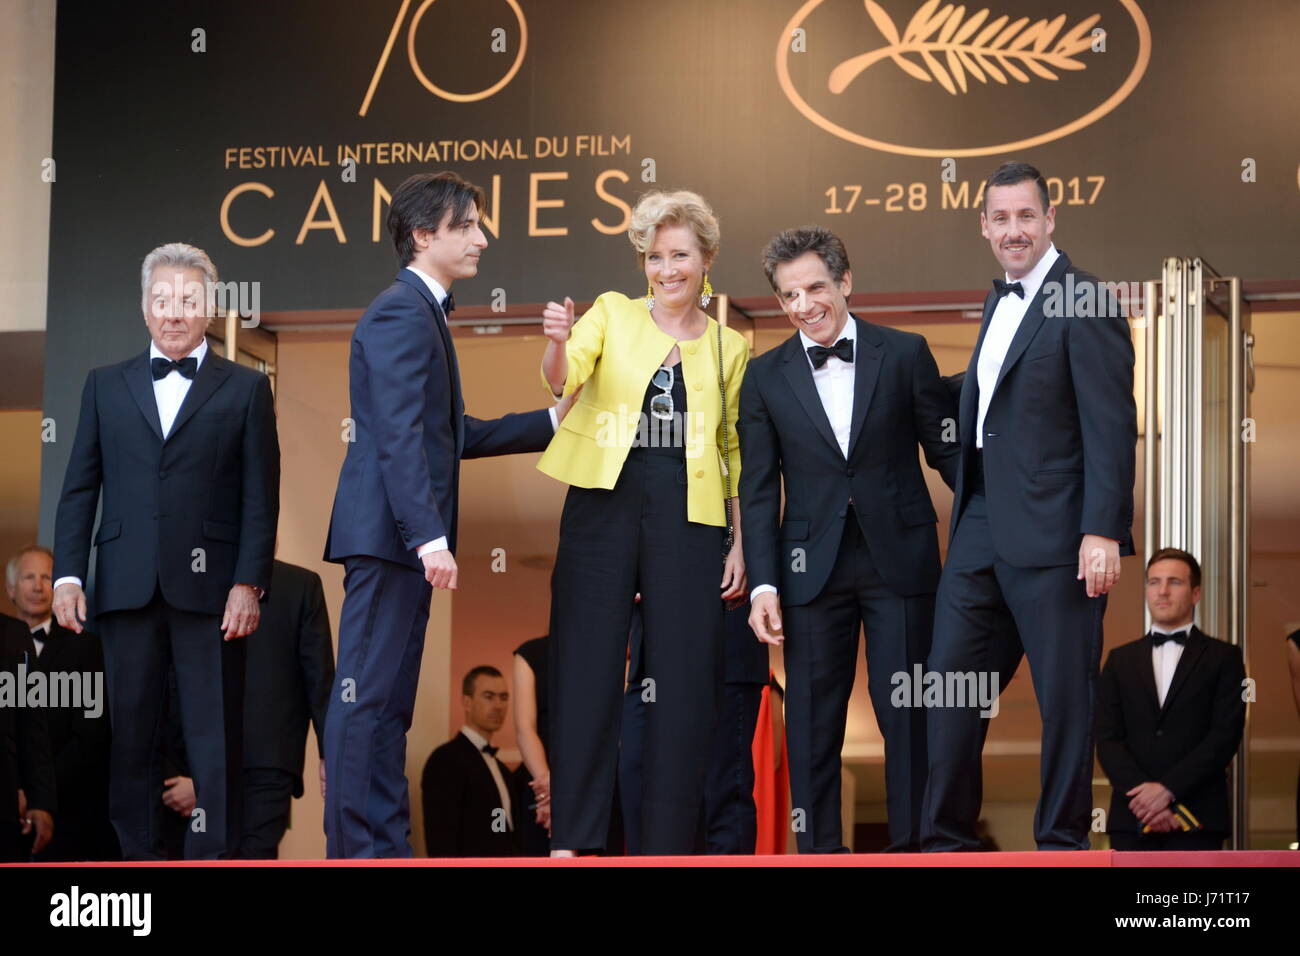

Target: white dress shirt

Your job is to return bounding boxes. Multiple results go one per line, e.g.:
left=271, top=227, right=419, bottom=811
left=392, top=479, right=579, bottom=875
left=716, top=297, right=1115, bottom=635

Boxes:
left=404, top=266, right=558, bottom=560
left=1151, top=623, right=1190, bottom=708
left=459, top=725, right=513, bottom=831
left=30, top=617, right=51, bottom=657
left=975, top=244, right=1059, bottom=449
left=52, top=339, right=209, bottom=594
left=799, top=317, right=857, bottom=458
left=751, top=317, right=857, bottom=601
left=153, top=338, right=208, bottom=438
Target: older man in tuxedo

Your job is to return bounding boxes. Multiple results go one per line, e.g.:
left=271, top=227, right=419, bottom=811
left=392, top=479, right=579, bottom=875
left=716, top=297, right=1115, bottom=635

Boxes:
left=921, top=162, right=1136, bottom=851
left=324, top=172, right=570, bottom=858
left=0, top=615, right=55, bottom=861
left=7, top=546, right=117, bottom=860
left=739, top=226, right=959, bottom=852
left=53, top=242, right=280, bottom=859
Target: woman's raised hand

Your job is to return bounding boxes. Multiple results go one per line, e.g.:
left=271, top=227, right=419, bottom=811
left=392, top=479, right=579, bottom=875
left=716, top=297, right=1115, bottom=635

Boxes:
left=542, top=296, right=576, bottom=343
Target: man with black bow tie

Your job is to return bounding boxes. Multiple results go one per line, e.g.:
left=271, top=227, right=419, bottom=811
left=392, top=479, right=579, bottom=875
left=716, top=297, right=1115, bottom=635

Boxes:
left=421, top=666, right=518, bottom=857
left=739, top=226, right=959, bottom=852
left=8, top=546, right=117, bottom=861
left=324, top=172, right=570, bottom=858
left=52, top=242, right=280, bottom=859
left=1098, top=549, right=1245, bottom=850
left=921, top=162, right=1137, bottom=851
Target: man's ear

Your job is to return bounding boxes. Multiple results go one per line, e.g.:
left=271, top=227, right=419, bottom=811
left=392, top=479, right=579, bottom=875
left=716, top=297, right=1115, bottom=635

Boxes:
left=839, top=268, right=853, bottom=298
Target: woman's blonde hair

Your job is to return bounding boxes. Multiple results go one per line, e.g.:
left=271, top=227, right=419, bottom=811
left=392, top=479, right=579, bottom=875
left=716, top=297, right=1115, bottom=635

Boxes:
left=627, top=190, right=720, bottom=264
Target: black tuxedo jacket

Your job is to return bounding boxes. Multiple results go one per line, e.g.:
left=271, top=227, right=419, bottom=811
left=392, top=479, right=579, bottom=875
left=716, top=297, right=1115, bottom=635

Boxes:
left=738, top=316, right=959, bottom=606
left=28, top=621, right=116, bottom=859
left=325, top=269, right=553, bottom=566
left=1098, top=627, right=1245, bottom=833
left=54, top=347, right=280, bottom=615
left=421, top=731, right=519, bottom=857
left=952, top=250, right=1136, bottom=567
left=243, top=560, right=334, bottom=795
left=0, top=617, right=55, bottom=826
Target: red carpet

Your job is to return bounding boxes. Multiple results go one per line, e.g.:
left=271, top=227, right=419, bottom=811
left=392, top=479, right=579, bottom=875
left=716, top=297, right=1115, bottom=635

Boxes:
left=10, top=850, right=1297, bottom=867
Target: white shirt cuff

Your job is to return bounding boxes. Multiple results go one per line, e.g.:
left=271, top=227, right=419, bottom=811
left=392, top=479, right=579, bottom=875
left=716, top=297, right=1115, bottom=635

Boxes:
left=54, top=576, right=83, bottom=591
left=750, top=584, right=778, bottom=601
left=417, top=538, right=448, bottom=557
left=548, top=406, right=558, bottom=431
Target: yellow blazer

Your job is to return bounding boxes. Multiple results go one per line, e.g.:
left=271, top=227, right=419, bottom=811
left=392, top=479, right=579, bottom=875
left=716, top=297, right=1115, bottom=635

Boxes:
left=537, top=291, right=749, bottom=527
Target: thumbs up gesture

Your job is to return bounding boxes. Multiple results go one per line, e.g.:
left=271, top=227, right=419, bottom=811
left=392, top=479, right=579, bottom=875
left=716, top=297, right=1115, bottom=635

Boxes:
left=542, top=297, right=576, bottom=344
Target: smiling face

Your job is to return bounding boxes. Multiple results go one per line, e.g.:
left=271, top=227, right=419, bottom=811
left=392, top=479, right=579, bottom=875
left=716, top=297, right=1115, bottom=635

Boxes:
left=1145, top=558, right=1201, bottom=630
left=644, top=223, right=712, bottom=310
left=414, top=204, right=488, bottom=288
left=980, top=180, right=1055, bottom=280
left=772, top=251, right=852, bottom=346
left=144, top=265, right=210, bottom=361
left=463, top=673, right=509, bottom=736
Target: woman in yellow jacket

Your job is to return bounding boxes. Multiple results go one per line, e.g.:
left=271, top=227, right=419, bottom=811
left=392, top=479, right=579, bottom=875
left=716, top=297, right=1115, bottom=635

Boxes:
left=538, top=190, right=749, bottom=855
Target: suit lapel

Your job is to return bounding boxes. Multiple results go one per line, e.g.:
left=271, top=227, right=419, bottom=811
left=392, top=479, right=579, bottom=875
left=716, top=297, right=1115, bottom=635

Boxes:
left=950, top=293, right=996, bottom=525
left=991, top=251, right=1071, bottom=395
left=167, top=350, right=232, bottom=442
left=397, top=270, right=465, bottom=456
left=846, top=316, right=883, bottom=459
left=1159, top=627, right=1209, bottom=718
left=123, top=351, right=165, bottom=443
left=31, top=627, right=59, bottom=672
left=436, top=301, right=465, bottom=457
left=1138, top=637, right=1162, bottom=714
left=779, top=334, right=842, bottom=458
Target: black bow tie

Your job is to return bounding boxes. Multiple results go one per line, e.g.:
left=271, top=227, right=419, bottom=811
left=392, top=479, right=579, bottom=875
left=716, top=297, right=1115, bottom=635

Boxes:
left=481, top=743, right=498, bottom=756
left=441, top=294, right=455, bottom=316
left=1151, top=629, right=1189, bottom=647
left=151, top=356, right=198, bottom=380
left=993, top=279, right=1025, bottom=299
left=807, top=337, right=854, bottom=370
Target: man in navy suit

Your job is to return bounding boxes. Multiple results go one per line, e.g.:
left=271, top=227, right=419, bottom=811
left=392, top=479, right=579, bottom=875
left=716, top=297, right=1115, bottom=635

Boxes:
left=921, top=162, right=1137, bottom=851
left=323, top=172, right=566, bottom=858
left=739, top=226, right=959, bottom=852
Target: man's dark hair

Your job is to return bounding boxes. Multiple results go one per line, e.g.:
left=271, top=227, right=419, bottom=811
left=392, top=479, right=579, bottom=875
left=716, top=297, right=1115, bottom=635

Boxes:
left=462, top=665, right=503, bottom=697
left=1146, top=547, right=1201, bottom=589
left=760, top=225, right=851, bottom=292
left=983, top=161, right=1050, bottom=213
left=388, top=171, right=485, bottom=267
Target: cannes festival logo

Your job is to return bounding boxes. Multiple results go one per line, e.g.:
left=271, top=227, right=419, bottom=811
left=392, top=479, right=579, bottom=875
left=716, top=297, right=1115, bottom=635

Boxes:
left=777, top=0, right=1151, bottom=156
left=360, top=0, right=528, bottom=116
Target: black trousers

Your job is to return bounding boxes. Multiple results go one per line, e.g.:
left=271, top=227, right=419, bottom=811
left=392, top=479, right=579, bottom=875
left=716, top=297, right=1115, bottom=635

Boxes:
left=1110, top=830, right=1227, bottom=851
left=704, top=681, right=764, bottom=854
left=239, top=767, right=297, bottom=859
left=98, top=588, right=246, bottom=860
left=922, top=493, right=1105, bottom=851
left=783, top=513, right=934, bottom=853
left=549, top=448, right=725, bottom=854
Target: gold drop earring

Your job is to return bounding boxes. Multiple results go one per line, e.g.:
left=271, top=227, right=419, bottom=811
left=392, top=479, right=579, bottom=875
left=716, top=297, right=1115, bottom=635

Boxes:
left=699, top=274, right=713, bottom=308
left=644, top=280, right=655, bottom=311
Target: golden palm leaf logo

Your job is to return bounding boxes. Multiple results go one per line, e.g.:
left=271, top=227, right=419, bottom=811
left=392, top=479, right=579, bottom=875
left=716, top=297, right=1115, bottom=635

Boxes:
left=830, top=0, right=1099, bottom=95
left=776, top=0, right=1151, bottom=157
